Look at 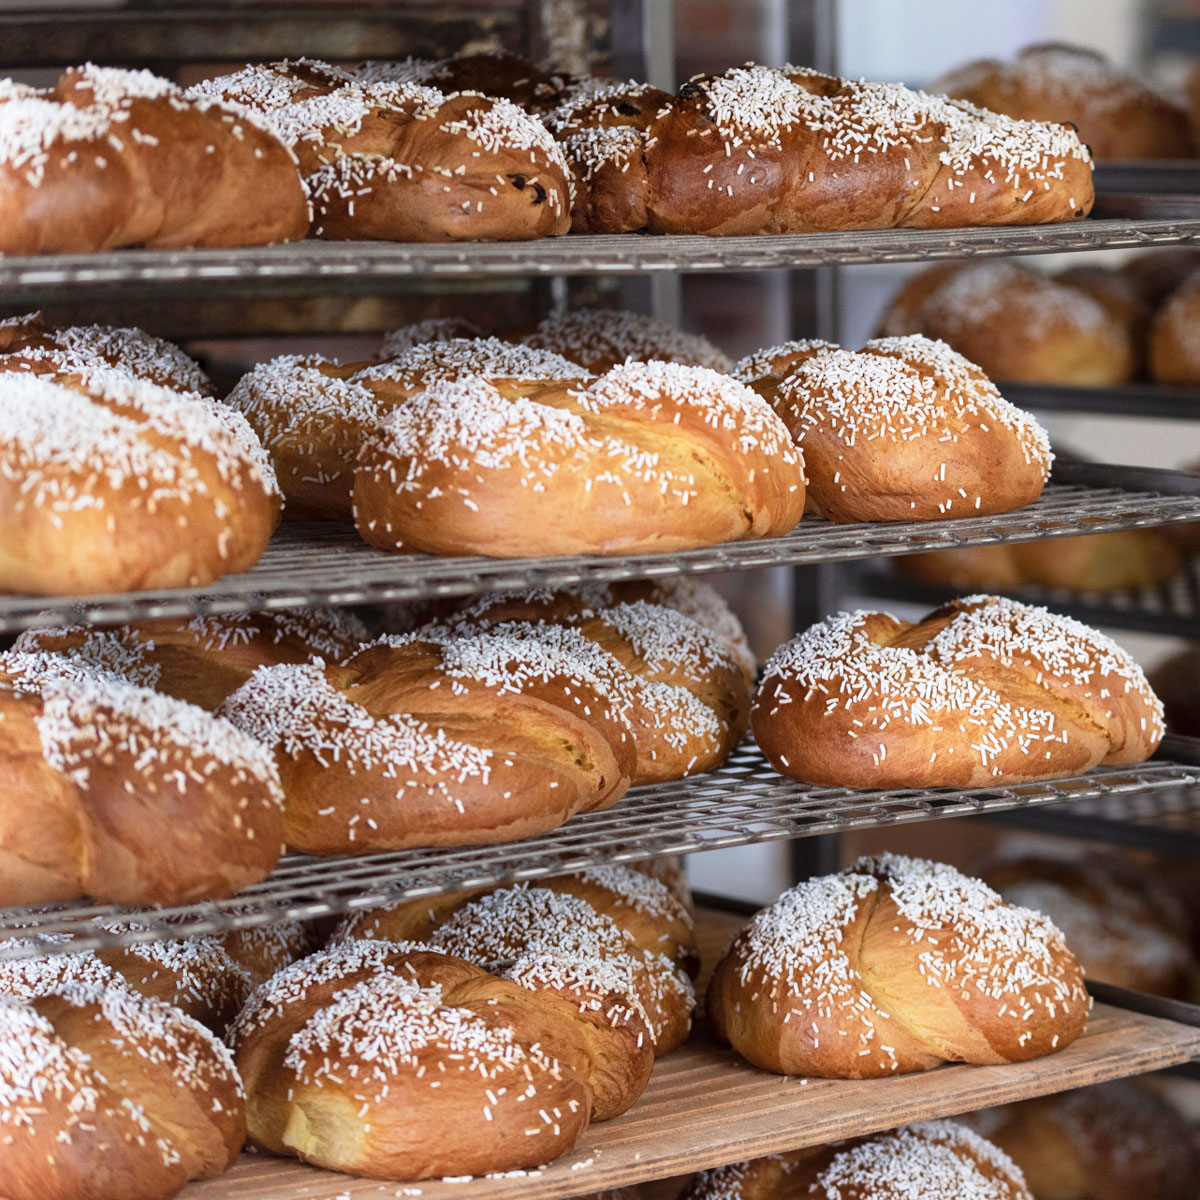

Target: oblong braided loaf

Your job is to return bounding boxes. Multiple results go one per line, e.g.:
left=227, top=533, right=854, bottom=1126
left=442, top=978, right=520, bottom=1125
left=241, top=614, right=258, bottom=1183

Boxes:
left=753, top=594, right=1163, bottom=789
left=708, top=853, right=1088, bottom=1079
left=354, top=360, right=806, bottom=557
left=0, top=982, right=245, bottom=1200
left=551, top=63, right=1092, bottom=235
left=229, top=937, right=648, bottom=1179
left=193, top=59, right=572, bottom=242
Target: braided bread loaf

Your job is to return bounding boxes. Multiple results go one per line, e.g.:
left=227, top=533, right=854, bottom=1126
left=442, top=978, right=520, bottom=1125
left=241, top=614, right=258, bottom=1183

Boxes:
left=549, top=63, right=1092, bottom=235
left=969, top=1080, right=1200, bottom=1200
left=753, top=595, right=1163, bottom=789
left=983, top=856, right=1194, bottom=998
left=876, top=261, right=1138, bottom=386
left=1, top=347, right=279, bottom=595
left=934, top=44, right=1192, bottom=161
left=15, top=607, right=367, bottom=711
left=411, top=591, right=752, bottom=781
left=737, top=334, right=1053, bottom=522
left=230, top=938, right=649, bottom=1179
left=354, top=360, right=805, bottom=557
left=331, top=865, right=696, bottom=1048
left=225, top=337, right=582, bottom=519
left=193, top=59, right=572, bottom=241
left=1148, top=270, right=1200, bottom=385
left=684, top=1121, right=1032, bottom=1199
left=219, top=623, right=635, bottom=854
left=708, top=854, right=1088, bottom=1079
left=377, top=315, right=485, bottom=358
left=0, top=646, right=285, bottom=907
left=0, top=65, right=309, bottom=255
left=221, top=592, right=747, bottom=852
left=0, top=983, right=245, bottom=1200
left=519, top=307, right=733, bottom=374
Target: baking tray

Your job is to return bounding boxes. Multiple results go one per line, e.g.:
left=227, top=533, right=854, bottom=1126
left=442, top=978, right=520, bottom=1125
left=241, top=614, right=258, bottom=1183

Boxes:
left=3, top=462, right=1199, bottom=635
left=0, top=195, right=1196, bottom=303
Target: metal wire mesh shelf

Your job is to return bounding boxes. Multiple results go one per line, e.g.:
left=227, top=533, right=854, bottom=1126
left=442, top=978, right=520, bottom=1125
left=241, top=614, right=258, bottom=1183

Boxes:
left=3, top=464, right=1199, bottom=634
left=3, top=743, right=1197, bottom=960
left=0, top=196, right=1196, bottom=302
left=849, top=555, right=1200, bottom=640
left=1003, top=380, right=1200, bottom=421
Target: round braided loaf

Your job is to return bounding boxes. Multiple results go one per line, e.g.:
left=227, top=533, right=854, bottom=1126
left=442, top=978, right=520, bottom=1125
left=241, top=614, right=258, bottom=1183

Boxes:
left=708, top=854, right=1088, bottom=1079
left=230, top=937, right=651, bottom=1179
left=683, top=1120, right=1032, bottom=1200
left=753, top=594, right=1163, bottom=789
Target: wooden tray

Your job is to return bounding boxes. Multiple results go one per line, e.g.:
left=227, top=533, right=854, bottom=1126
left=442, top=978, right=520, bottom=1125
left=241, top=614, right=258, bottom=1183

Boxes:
left=183, top=910, right=1200, bottom=1199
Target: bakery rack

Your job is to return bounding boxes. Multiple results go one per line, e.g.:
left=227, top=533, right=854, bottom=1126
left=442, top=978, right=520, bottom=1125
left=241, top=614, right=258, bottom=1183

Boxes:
left=5, top=2, right=1200, bottom=1195
left=0, top=194, right=1196, bottom=304
left=1001, top=380, right=1200, bottom=420
left=3, top=460, right=1198, bottom=634
left=6, top=739, right=1196, bottom=959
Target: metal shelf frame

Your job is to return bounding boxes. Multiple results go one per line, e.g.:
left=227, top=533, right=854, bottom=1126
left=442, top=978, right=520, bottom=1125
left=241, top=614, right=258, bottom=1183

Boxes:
left=3, top=463, right=1198, bottom=634
left=2, top=740, right=1197, bottom=960
left=1003, top=380, right=1200, bottom=421
left=0, top=197, right=1197, bottom=304
left=849, top=556, right=1200, bottom=641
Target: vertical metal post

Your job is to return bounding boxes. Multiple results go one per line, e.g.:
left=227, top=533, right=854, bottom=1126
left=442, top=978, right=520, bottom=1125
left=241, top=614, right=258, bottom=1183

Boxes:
left=609, top=0, right=679, bottom=324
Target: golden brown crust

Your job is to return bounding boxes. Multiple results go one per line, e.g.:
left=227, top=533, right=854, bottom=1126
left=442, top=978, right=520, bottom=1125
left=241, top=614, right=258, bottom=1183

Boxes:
left=195, top=61, right=572, bottom=242
left=354, top=362, right=805, bottom=557
left=0, top=648, right=285, bottom=908
left=895, top=529, right=1186, bottom=594
left=412, top=592, right=751, bottom=785
left=225, top=339, right=585, bottom=519
left=557, top=64, right=1091, bottom=236
left=0, top=984, right=245, bottom=1200
left=0, top=355, right=279, bottom=597
left=973, top=1081, right=1200, bottom=1200
left=229, top=939, right=639, bottom=1179
left=219, top=626, right=637, bottom=855
left=0, top=66, right=308, bottom=255
left=707, top=855, right=1088, bottom=1080
left=772, top=335, right=1051, bottom=522
left=329, top=864, right=697, bottom=1057
left=752, top=595, right=1163, bottom=790
left=14, top=609, right=368, bottom=711
left=876, top=261, right=1136, bottom=386
left=938, top=44, right=1192, bottom=161
left=684, top=1121, right=1032, bottom=1200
